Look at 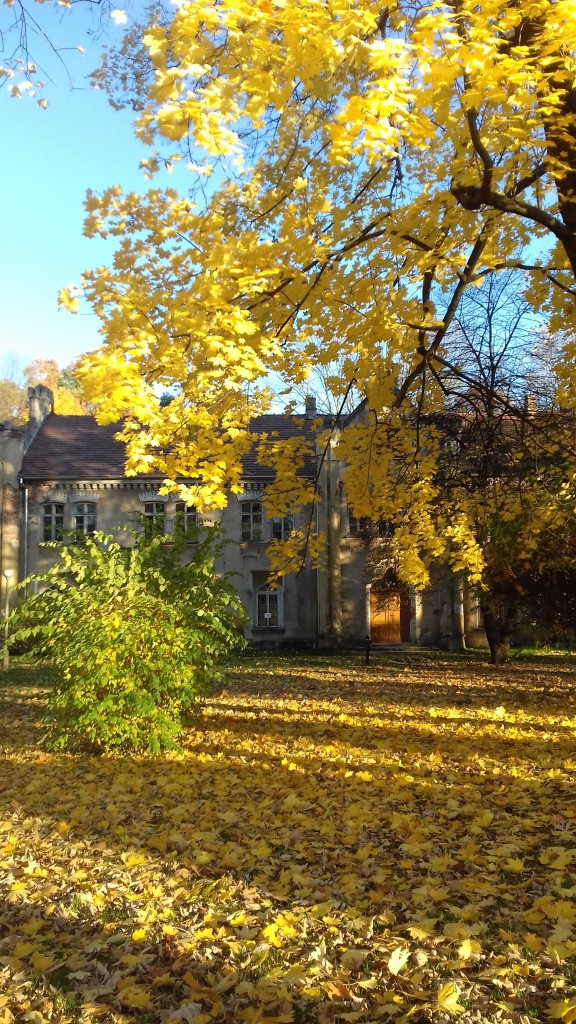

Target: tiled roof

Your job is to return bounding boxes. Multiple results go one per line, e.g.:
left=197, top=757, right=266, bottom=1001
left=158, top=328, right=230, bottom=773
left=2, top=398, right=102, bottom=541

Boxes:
left=20, top=412, right=331, bottom=482
left=242, top=414, right=330, bottom=478
left=21, top=417, right=128, bottom=480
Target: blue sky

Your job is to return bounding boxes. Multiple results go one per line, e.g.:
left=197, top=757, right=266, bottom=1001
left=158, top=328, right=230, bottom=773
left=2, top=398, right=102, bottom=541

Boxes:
left=0, top=2, right=172, bottom=378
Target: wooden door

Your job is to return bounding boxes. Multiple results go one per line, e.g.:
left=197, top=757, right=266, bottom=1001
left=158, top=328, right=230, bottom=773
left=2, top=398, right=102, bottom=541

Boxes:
left=370, top=588, right=402, bottom=643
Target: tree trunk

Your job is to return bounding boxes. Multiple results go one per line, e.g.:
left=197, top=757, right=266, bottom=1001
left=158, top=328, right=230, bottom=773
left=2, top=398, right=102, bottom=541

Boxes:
left=481, top=603, right=513, bottom=665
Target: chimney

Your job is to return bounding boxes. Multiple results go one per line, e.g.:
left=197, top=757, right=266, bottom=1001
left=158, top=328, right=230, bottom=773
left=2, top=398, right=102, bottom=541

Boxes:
left=25, top=385, right=54, bottom=448
left=305, top=395, right=317, bottom=419
left=524, top=393, right=537, bottom=417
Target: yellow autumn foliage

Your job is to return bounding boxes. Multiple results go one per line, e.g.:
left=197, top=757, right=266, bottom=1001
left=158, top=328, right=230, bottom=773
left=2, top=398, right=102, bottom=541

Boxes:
left=70, top=0, right=576, bottom=585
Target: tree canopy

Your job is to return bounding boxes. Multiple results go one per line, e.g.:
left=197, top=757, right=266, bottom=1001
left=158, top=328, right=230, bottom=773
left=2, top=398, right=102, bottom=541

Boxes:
left=0, top=359, right=89, bottom=423
left=71, top=0, right=576, bottom=587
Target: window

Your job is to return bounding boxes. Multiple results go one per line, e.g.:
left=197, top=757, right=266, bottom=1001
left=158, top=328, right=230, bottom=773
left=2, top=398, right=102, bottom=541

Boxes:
left=470, top=597, right=484, bottom=630
left=73, top=501, right=96, bottom=538
left=174, top=502, right=197, bottom=534
left=349, top=515, right=371, bottom=536
left=241, top=501, right=263, bottom=541
left=256, top=582, right=282, bottom=627
left=142, top=501, right=166, bottom=538
left=272, top=514, right=294, bottom=540
left=43, top=503, right=64, bottom=542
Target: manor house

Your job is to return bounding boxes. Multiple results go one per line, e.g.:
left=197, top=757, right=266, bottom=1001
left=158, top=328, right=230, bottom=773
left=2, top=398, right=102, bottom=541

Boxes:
left=0, top=385, right=486, bottom=648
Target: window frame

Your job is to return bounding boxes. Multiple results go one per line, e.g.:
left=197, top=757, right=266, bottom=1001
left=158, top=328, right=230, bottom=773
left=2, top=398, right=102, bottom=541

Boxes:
left=255, top=581, right=283, bottom=628
left=173, top=502, right=198, bottom=535
left=72, top=500, right=97, bottom=539
left=271, top=514, right=294, bottom=540
left=241, top=501, right=263, bottom=541
left=348, top=515, right=371, bottom=537
left=42, top=502, right=65, bottom=543
left=142, top=501, right=166, bottom=538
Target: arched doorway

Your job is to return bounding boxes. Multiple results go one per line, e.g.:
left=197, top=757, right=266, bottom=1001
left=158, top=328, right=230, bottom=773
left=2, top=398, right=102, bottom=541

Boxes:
left=369, top=588, right=411, bottom=643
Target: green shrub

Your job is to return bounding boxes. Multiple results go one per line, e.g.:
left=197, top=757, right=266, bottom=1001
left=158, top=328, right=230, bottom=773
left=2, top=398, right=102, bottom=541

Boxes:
left=11, top=527, right=246, bottom=753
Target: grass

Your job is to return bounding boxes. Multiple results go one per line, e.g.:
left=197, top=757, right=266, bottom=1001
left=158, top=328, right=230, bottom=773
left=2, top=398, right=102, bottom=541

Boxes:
left=1, top=651, right=575, bottom=1024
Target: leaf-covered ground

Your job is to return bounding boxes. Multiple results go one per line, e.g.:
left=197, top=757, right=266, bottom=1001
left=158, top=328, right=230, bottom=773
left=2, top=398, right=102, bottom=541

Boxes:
left=1, top=652, right=576, bottom=1024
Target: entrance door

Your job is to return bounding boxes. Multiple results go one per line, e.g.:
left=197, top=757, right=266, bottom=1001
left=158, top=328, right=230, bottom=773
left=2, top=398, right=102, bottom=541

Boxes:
left=370, top=588, right=410, bottom=643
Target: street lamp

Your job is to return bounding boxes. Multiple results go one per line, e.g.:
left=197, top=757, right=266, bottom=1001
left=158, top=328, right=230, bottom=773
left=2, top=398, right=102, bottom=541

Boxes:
left=3, top=569, right=13, bottom=671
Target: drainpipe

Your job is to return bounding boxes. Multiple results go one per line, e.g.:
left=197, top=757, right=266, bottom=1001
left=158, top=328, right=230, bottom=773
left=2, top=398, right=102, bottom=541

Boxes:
left=19, top=480, right=28, bottom=597
left=0, top=461, right=4, bottom=584
left=315, top=496, right=320, bottom=649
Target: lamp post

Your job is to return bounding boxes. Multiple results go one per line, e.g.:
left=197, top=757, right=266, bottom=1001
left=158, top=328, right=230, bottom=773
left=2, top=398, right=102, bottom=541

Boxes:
left=3, top=569, right=13, bottom=671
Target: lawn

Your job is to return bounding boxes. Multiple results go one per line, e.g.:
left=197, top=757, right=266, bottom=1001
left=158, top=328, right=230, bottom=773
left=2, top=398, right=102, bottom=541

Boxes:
left=1, top=652, right=576, bottom=1024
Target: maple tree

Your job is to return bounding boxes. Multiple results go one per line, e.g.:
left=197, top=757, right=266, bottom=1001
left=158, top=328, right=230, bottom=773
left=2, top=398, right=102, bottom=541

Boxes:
left=67, top=0, right=576, bottom=593
left=1, top=650, right=576, bottom=1021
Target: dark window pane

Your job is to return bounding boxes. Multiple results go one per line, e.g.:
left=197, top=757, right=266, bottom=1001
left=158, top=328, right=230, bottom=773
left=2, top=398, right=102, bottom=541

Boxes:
left=73, top=502, right=96, bottom=537
left=242, top=502, right=263, bottom=541
left=43, top=503, right=65, bottom=542
left=174, top=502, right=197, bottom=533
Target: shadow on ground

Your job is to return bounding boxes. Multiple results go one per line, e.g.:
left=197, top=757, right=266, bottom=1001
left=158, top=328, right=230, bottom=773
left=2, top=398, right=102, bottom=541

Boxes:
left=1, top=654, right=575, bottom=1023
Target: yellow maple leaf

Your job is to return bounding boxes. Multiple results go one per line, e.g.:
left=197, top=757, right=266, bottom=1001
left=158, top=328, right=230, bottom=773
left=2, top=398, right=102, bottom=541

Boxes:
left=30, top=951, right=55, bottom=973
left=387, top=946, right=411, bottom=975
left=458, top=938, right=482, bottom=960
left=118, top=984, right=153, bottom=1010
left=341, top=948, right=370, bottom=970
left=505, top=857, right=524, bottom=873
left=436, top=981, right=466, bottom=1015
left=13, top=942, right=35, bottom=959
left=121, top=851, right=147, bottom=867
left=20, top=920, right=44, bottom=937
left=406, top=919, right=437, bottom=940
left=443, top=922, right=474, bottom=941
left=547, top=998, right=576, bottom=1021
left=550, top=849, right=575, bottom=871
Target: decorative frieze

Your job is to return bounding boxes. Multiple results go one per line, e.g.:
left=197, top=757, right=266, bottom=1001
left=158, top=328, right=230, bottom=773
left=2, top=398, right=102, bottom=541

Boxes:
left=43, top=489, right=101, bottom=503
left=67, top=491, right=101, bottom=504
left=236, top=483, right=266, bottom=501
left=137, top=490, right=167, bottom=503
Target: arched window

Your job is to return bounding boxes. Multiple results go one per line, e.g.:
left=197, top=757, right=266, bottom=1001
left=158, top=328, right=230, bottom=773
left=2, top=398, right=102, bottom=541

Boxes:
left=241, top=501, right=263, bottom=541
left=73, top=501, right=97, bottom=538
left=43, top=502, right=64, bottom=542
left=256, top=581, right=282, bottom=627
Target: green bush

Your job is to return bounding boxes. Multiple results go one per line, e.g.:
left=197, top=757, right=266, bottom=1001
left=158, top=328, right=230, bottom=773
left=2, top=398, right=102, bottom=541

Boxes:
left=11, top=527, right=246, bottom=753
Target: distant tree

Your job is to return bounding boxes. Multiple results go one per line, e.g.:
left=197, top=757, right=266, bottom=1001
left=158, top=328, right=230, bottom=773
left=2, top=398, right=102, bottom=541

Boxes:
left=24, top=358, right=90, bottom=415
left=366, top=276, right=574, bottom=664
left=24, top=359, right=61, bottom=391
left=0, top=380, right=27, bottom=425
